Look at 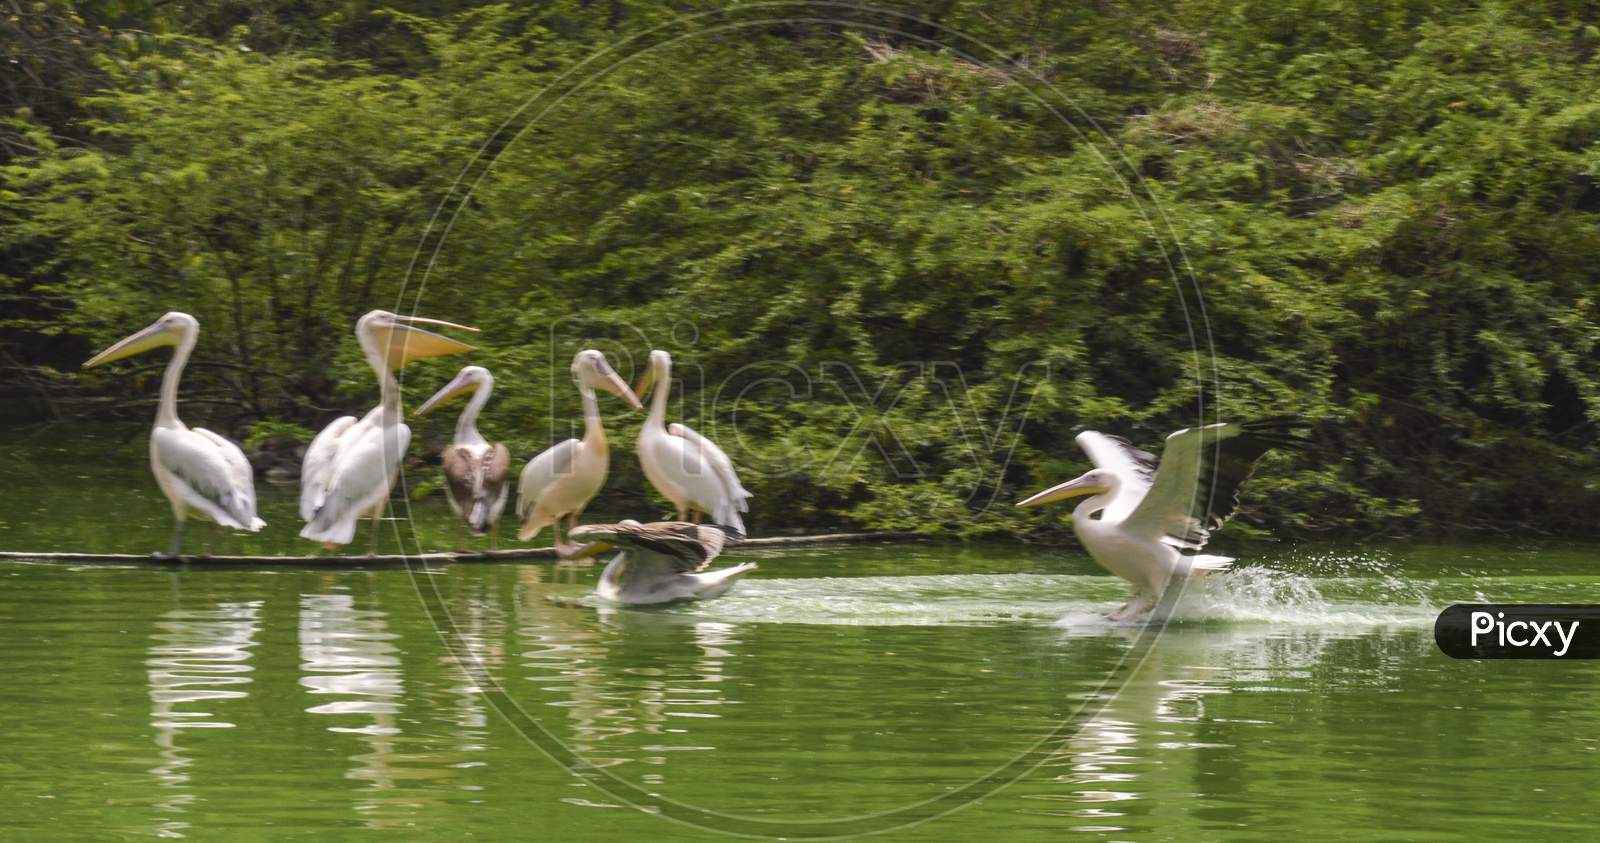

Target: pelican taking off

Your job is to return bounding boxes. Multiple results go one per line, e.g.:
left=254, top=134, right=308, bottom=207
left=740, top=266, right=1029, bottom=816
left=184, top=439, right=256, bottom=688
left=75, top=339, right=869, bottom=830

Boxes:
left=571, top=520, right=757, bottom=604
left=83, top=312, right=264, bottom=557
left=417, top=365, right=511, bottom=550
left=516, top=350, right=642, bottom=553
left=635, top=350, right=751, bottom=536
left=300, top=310, right=478, bottom=551
left=1016, top=418, right=1305, bottom=621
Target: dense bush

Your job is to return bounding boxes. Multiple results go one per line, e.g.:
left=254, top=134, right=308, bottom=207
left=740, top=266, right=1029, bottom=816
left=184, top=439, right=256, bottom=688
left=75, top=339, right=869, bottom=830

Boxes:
left=4, top=1, right=1599, bottom=539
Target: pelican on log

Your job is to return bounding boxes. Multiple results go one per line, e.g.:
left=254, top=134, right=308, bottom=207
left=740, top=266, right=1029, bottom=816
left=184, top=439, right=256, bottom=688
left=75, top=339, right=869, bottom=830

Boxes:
left=417, top=365, right=511, bottom=550
left=571, top=520, right=757, bottom=604
left=1016, top=418, right=1305, bottom=621
left=634, top=349, right=752, bottom=536
left=299, top=310, right=478, bottom=552
left=516, top=349, right=642, bottom=553
left=82, top=312, right=264, bottom=557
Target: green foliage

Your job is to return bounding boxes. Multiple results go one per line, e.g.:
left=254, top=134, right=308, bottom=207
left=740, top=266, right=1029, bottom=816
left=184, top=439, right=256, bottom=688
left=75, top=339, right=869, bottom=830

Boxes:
left=241, top=420, right=314, bottom=451
left=4, top=0, right=1600, bottom=540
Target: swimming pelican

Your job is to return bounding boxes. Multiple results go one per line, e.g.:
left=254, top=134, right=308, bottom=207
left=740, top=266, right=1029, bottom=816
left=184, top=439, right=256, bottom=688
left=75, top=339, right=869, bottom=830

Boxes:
left=634, top=350, right=751, bottom=536
left=516, top=350, right=643, bottom=553
left=82, top=312, right=264, bottom=557
left=300, top=310, right=478, bottom=551
left=571, top=520, right=757, bottom=604
left=416, top=365, right=511, bottom=551
left=1016, top=419, right=1305, bottom=621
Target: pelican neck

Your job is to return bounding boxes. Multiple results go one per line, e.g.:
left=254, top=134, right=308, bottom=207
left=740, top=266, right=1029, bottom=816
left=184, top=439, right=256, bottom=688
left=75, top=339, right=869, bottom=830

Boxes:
left=154, top=328, right=198, bottom=430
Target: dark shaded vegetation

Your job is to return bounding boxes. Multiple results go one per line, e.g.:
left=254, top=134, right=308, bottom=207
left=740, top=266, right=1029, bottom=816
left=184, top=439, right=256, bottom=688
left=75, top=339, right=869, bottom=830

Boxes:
left=4, top=0, right=1599, bottom=539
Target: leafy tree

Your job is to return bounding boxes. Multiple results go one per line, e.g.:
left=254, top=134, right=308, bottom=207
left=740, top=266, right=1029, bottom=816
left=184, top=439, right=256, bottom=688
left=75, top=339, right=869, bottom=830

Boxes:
left=4, top=0, right=1599, bottom=539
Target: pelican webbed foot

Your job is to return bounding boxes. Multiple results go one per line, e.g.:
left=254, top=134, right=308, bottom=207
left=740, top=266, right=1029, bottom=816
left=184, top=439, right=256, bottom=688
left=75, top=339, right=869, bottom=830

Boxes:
left=1106, top=590, right=1158, bottom=622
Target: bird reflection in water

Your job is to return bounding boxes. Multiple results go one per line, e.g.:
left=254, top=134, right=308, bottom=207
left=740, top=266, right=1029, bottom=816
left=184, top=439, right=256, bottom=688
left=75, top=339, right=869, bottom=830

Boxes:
left=437, top=577, right=509, bottom=753
left=516, top=576, right=743, bottom=789
left=1027, top=624, right=1360, bottom=832
left=146, top=596, right=262, bottom=838
left=298, top=591, right=423, bottom=829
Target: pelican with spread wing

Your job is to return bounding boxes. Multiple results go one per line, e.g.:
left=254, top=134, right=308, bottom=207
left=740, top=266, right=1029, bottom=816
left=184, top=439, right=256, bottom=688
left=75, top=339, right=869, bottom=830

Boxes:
left=635, top=350, right=752, bottom=536
left=417, top=365, right=511, bottom=550
left=299, top=310, right=478, bottom=552
left=516, top=350, right=642, bottom=553
left=571, top=520, right=757, bottom=605
left=1017, top=419, right=1305, bottom=621
left=83, top=312, right=264, bottom=557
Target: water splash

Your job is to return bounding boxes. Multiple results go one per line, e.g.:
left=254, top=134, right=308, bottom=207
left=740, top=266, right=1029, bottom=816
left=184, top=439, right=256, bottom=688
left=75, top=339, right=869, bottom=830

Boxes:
left=610, top=574, right=1121, bottom=626
left=572, top=569, right=1444, bottom=629
left=555, top=563, right=1595, bottom=631
left=1163, top=566, right=1436, bottom=627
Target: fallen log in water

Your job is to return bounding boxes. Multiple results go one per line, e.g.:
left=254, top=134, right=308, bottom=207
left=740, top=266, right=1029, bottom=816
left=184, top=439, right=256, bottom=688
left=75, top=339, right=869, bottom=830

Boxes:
left=0, top=531, right=924, bottom=567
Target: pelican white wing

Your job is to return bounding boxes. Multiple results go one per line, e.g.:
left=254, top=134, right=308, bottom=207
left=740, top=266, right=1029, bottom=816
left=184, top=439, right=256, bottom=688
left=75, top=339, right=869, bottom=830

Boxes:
left=1074, top=431, right=1157, bottom=523
left=152, top=426, right=265, bottom=531
left=1121, top=418, right=1304, bottom=551
left=299, top=415, right=410, bottom=545
left=515, top=438, right=579, bottom=518
left=668, top=422, right=752, bottom=512
left=299, top=415, right=358, bottom=521
left=516, top=436, right=597, bottom=541
left=642, top=431, right=747, bottom=536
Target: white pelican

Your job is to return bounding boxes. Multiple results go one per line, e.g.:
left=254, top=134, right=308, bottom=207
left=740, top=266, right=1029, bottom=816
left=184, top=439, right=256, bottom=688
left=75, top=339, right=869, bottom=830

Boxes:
left=1016, top=419, right=1304, bottom=621
left=82, top=312, right=264, bottom=557
left=571, top=520, right=757, bottom=604
left=634, top=349, right=752, bottom=536
left=416, top=365, right=512, bottom=551
left=299, top=310, right=478, bottom=551
left=516, top=350, right=643, bottom=552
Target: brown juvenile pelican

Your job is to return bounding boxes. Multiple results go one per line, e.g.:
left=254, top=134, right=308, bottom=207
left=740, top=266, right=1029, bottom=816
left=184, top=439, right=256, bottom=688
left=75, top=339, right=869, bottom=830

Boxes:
left=300, top=310, right=478, bottom=551
left=83, top=312, right=264, bottom=557
left=634, top=349, right=751, bottom=535
left=571, top=520, right=757, bottom=605
left=516, top=350, right=642, bottom=554
left=416, top=365, right=511, bottom=551
left=1017, top=418, right=1305, bottom=621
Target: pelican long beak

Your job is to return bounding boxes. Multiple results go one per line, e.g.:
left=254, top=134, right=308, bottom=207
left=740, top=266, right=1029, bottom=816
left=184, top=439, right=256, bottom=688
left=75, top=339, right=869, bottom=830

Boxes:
left=83, top=322, right=172, bottom=368
left=395, top=315, right=480, bottom=333
left=568, top=541, right=614, bottom=560
left=416, top=370, right=476, bottom=416
left=602, top=370, right=644, bottom=410
left=1016, top=473, right=1109, bottom=508
left=383, top=316, right=478, bottom=367
left=631, top=366, right=655, bottom=404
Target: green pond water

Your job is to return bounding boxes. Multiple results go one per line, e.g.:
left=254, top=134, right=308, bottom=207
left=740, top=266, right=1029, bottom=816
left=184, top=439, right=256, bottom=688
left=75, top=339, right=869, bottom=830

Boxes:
left=3, top=424, right=1600, bottom=839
